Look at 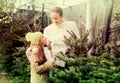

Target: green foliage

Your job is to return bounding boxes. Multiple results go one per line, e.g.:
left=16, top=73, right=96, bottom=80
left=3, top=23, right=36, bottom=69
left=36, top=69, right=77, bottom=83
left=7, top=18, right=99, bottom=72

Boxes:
left=50, top=52, right=120, bottom=82
left=10, top=76, right=30, bottom=83
left=49, top=67, right=81, bottom=83
left=0, top=3, right=31, bottom=82
left=63, top=31, right=90, bottom=56
left=110, top=10, right=120, bottom=42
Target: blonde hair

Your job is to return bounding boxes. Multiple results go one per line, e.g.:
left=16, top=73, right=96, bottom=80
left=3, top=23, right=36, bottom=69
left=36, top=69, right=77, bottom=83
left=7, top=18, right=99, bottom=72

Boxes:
left=25, top=32, right=47, bottom=64
left=25, top=32, right=43, bottom=44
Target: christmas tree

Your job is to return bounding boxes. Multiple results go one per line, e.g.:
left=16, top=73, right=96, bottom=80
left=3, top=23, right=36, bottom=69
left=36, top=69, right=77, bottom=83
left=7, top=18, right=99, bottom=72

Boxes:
left=0, top=2, right=31, bottom=82
left=49, top=17, right=120, bottom=83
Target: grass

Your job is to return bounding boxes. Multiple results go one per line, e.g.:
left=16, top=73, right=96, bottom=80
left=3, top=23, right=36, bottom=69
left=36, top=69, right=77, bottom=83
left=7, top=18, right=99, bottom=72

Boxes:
left=0, top=65, right=10, bottom=83
left=0, top=75, right=10, bottom=83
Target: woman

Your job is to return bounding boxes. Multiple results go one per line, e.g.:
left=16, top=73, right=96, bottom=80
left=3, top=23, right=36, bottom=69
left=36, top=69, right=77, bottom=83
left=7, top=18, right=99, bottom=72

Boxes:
left=25, top=32, right=56, bottom=83
left=44, top=7, right=80, bottom=66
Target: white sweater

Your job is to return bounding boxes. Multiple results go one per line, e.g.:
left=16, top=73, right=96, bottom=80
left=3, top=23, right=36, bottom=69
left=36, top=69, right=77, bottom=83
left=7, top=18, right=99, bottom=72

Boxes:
left=44, top=20, right=80, bottom=56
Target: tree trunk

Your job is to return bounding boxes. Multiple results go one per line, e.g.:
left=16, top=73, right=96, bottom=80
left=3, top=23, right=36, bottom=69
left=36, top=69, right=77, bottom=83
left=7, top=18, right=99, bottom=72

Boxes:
left=86, top=0, right=94, bottom=57
left=105, top=0, right=114, bottom=44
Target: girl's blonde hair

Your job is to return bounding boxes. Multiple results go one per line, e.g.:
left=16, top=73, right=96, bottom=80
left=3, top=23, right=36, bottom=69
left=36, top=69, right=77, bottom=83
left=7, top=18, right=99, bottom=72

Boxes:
left=25, top=32, right=43, bottom=44
left=25, top=32, right=47, bottom=64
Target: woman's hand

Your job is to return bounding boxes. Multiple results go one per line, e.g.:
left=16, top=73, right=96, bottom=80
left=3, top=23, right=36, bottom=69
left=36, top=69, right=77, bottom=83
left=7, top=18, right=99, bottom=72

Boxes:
left=50, top=56, right=56, bottom=64
left=50, top=56, right=58, bottom=67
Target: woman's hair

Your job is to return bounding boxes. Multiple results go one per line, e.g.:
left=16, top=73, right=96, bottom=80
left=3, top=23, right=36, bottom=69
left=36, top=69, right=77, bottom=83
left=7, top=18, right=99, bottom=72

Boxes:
left=51, top=7, right=63, bottom=17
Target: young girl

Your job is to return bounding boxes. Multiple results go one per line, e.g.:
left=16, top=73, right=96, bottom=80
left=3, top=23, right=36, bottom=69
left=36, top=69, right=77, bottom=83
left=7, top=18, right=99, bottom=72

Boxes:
left=25, top=32, right=56, bottom=83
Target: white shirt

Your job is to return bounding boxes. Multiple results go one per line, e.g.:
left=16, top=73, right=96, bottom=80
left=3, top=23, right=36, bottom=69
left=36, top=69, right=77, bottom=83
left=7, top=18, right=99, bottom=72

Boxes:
left=44, top=20, right=80, bottom=56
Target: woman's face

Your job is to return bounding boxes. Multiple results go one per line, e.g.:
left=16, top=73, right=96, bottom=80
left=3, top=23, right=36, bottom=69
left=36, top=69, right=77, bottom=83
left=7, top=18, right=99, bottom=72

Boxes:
left=50, top=12, right=63, bottom=26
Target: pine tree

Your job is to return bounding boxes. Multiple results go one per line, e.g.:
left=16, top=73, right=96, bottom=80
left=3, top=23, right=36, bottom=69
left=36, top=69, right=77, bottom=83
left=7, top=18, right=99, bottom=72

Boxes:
left=0, top=2, right=31, bottom=82
left=49, top=23, right=120, bottom=83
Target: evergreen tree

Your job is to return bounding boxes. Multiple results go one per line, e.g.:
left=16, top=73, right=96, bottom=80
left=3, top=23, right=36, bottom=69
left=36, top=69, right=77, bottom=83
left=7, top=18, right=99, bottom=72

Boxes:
left=49, top=23, right=120, bottom=83
left=0, top=2, right=31, bottom=82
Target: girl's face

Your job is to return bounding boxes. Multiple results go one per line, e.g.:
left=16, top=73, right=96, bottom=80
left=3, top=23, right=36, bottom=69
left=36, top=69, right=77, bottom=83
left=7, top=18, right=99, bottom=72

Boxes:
left=50, top=12, right=63, bottom=26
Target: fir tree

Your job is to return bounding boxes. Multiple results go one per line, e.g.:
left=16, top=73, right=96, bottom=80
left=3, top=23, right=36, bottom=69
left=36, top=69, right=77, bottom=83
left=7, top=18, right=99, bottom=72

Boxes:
left=49, top=18, right=120, bottom=83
